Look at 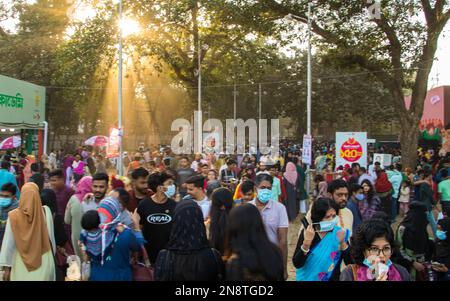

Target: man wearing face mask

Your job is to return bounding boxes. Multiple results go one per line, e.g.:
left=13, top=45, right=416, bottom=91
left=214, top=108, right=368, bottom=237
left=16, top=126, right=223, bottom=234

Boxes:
left=249, top=173, right=289, bottom=280
left=0, top=183, right=19, bottom=248
left=347, top=184, right=364, bottom=233
left=133, top=172, right=177, bottom=264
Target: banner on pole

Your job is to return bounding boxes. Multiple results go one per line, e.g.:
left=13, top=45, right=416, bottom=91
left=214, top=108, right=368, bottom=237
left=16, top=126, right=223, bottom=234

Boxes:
left=107, top=128, right=120, bottom=158
left=335, top=132, right=367, bottom=168
left=302, top=134, right=312, bottom=165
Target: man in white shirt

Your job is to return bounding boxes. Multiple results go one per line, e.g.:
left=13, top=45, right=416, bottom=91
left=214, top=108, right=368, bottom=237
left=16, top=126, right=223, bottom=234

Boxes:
left=184, top=174, right=211, bottom=220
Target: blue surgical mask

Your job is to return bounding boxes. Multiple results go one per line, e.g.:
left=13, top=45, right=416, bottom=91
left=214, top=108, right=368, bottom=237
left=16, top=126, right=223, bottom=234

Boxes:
left=315, top=216, right=338, bottom=232
left=164, top=184, right=176, bottom=198
left=355, top=194, right=365, bottom=201
left=0, top=197, right=12, bottom=208
left=436, top=230, right=447, bottom=241
left=257, top=188, right=272, bottom=204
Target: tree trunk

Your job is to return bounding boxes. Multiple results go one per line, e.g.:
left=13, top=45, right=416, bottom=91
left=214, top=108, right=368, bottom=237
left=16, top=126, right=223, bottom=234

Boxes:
left=399, top=115, right=420, bottom=169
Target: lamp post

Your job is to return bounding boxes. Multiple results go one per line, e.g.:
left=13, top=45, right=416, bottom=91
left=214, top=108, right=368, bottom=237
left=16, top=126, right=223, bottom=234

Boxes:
left=118, top=0, right=124, bottom=176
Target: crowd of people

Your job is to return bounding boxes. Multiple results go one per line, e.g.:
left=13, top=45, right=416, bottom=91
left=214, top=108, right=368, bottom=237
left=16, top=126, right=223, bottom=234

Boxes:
left=0, top=139, right=449, bottom=282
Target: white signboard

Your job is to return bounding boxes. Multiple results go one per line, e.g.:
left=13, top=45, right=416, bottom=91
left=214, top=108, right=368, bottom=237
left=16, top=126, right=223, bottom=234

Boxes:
left=373, top=153, right=392, bottom=167
left=302, top=134, right=312, bottom=165
left=335, top=132, right=368, bottom=168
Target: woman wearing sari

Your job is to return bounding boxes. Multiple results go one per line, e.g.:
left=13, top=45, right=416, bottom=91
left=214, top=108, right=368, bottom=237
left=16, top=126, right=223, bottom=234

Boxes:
left=0, top=182, right=56, bottom=281
left=293, top=197, right=352, bottom=281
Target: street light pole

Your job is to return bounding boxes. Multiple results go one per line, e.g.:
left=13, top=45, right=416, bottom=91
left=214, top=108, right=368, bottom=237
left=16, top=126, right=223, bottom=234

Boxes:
left=307, top=2, right=312, bottom=138
left=233, top=84, right=237, bottom=124
left=118, top=0, right=123, bottom=176
left=197, top=35, right=202, bottom=154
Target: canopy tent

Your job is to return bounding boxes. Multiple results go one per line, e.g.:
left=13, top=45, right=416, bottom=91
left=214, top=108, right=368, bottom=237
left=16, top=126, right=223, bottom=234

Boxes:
left=0, top=75, right=47, bottom=154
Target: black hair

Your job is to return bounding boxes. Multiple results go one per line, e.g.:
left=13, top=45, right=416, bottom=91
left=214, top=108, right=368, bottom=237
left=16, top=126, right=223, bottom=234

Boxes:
left=185, top=174, right=205, bottom=188
left=292, top=157, right=299, bottom=165
left=209, top=188, right=234, bottom=254
left=1, top=182, right=17, bottom=196
left=350, top=219, right=396, bottom=265
left=131, top=167, right=149, bottom=180
left=395, top=163, right=402, bottom=171
left=327, top=179, right=348, bottom=194
left=360, top=179, right=375, bottom=204
left=92, top=173, right=109, bottom=184
left=29, top=174, right=44, bottom=192
left=81, top=210, right=101, bottom=231
left=180, top=156, right=190, bottom=162
left=206, top=180, right=221, bottom=198
left=255, top=173, right=273, bottom=186
left=225, top=204, right=284, bottom=281
left=147, top=172, right=173, bottom=193
left=311, top=198, right=340, bottom=225
left=314, top=174, right=324, bottom=182
left=40, top=189, right=58, bottom=216
left=349, top=183, right=362, bottom=195
left=114, top=187, right=130, bottom=206
left=360, top=167, right=367, bottom=173
left=227, top=159, right=237, bottom=166
left=31, top=163, right=40, bottom=173
left=1, top=161, right=11, bottom=170
left=163, top=158, right=171, bottom=166
left=240, top=180, right=255, bottom=194
left=48, top=169, right=64, bottom=179
left=371, top=211, right=390, bottom=224
left=374, top=162, right=381, bottom=166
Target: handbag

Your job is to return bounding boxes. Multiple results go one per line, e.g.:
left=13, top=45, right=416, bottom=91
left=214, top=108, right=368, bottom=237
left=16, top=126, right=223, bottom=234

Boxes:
left=132, top=245, right=154, bottom=281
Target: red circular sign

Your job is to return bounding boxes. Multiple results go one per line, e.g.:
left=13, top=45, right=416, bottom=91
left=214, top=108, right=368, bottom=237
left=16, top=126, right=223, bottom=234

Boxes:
left=340, top=138, right=363, bottom=162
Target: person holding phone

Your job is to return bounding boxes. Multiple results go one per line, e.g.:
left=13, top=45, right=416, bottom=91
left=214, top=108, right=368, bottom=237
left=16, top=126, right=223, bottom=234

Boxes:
left=431, top=217, right=450, bottom=281
left=293, top=198, right=352, bottom=281
left=340, top=219, right=410, bottom=281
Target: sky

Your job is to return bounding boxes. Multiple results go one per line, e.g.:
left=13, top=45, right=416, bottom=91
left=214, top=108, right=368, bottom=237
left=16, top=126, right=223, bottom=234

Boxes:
left=1, top=1, right=450, bottom=88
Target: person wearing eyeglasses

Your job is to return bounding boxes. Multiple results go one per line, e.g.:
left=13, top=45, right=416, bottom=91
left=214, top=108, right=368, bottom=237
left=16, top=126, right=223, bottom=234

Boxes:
left=340, top=219, right=410, bottom=281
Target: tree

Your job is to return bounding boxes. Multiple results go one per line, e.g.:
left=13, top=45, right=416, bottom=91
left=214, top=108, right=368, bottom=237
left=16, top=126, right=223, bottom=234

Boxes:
left=218, top=0, right=450, bottom=168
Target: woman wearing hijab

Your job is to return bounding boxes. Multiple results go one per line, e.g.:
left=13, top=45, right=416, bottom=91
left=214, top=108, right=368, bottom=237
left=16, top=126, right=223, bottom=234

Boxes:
left=396, top=201, right=434, bottom=280
left=432, top=217, right=450, bottom=281
left=295, top=158, right=309, bottom=214
left=154, top=199, right=224, bottom=281
left=65, top=176, right=92, bottom=259
left=0, top=182, right=56, bottom=281
left=283, top=161, right=299, bottom=221
left=79, top=197, right=141, bottom=281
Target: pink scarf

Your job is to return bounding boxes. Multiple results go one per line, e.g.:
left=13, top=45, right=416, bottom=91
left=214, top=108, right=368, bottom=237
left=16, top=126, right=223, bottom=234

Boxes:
left=355, top=264, right=403, bottom=281
left=74, top=176, right=93, bottom=202
left=284, top=162, right=298, bottom=186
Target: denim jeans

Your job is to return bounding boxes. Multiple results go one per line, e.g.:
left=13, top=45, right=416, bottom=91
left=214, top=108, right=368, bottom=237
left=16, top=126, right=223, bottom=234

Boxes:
left=426, top=210, right=437, bottom=237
